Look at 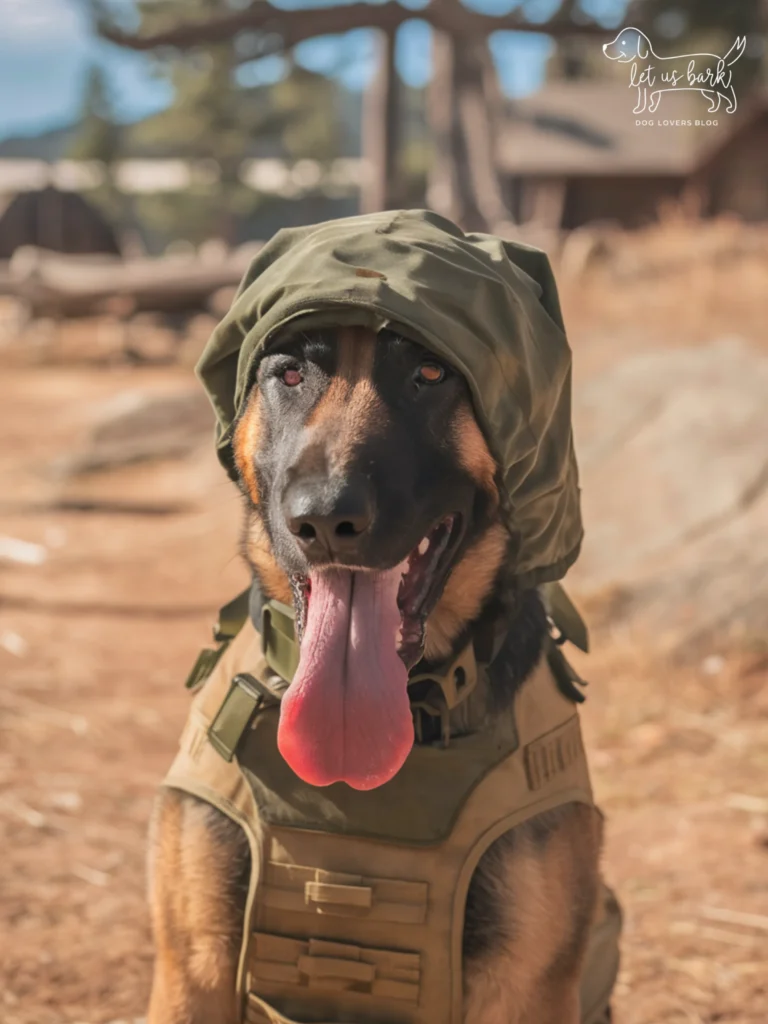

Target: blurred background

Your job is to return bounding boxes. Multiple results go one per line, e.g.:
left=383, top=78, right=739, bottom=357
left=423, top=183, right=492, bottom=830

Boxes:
left=0, top=1, right=766, bottom=1022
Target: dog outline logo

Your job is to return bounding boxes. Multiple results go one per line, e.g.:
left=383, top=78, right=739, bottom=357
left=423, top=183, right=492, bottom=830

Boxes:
left=603, top=27, right=746, bottom=115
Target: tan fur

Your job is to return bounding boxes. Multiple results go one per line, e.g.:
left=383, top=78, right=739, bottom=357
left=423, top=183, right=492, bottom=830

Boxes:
left=463, top=804, right=603, bottom=1024
left=452, top=400, right=499, bottom=504
left=233, top=389, right=262, bottom=506
left=244, top=514, right=292, bottom=605
left=425, top=522, right=509, bottom=661
left=307, top=327, right=385, bottom=473
left=147, top=790, right=251, bottom=1024
left=421, top=398, right=506, bottom=659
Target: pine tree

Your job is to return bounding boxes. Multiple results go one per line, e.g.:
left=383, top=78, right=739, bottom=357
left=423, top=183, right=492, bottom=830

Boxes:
left=121, top=0, right=341, bottom=245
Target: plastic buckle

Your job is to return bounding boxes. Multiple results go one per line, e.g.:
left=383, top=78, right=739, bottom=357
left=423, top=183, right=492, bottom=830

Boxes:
left=407, top=640, right=478, bottom=711
left=208, top=672, right=279, bottom=762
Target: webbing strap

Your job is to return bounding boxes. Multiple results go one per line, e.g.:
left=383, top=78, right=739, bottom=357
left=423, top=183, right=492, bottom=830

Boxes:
left=184, top=586, right=252, bottom=692
left=184, top=642, right=230, bottom=691
left=214, top=587, right=252, bottom=642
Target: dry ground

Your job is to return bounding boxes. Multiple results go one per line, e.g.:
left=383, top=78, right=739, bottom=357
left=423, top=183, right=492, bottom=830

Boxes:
left=1, top=223, right=766, bottom=1023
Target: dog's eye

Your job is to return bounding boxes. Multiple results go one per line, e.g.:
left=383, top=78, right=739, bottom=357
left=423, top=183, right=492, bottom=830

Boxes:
left=415, top=363, right=445, bottom=385
left=281, top=368, right=303, bottom=387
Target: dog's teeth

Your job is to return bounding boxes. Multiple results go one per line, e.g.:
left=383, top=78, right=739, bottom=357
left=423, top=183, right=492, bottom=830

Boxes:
left=418, top=537, right=430, bottom=556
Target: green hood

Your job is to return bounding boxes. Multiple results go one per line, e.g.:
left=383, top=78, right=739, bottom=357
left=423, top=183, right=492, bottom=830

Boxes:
left=197, top=209, right=582, bottom=589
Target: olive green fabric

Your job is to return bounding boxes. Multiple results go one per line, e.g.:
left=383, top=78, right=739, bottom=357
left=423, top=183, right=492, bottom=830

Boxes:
left=196, top=209, right=582, bottom=588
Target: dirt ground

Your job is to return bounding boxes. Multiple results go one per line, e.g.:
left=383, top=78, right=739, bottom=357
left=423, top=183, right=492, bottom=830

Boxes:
left=1, top=234, right=766, bottom=1024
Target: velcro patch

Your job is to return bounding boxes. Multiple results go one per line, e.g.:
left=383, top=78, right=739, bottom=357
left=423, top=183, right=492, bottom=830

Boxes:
left=524, top=715, right=584, bottom=791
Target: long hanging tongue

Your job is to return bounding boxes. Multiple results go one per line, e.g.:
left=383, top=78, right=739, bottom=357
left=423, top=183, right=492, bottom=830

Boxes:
left=277, top=567, right=413, bottom=791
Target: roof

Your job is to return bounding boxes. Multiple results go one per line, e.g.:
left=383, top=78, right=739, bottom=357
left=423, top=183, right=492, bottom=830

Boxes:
left=498, top=83, right=767, bottom=178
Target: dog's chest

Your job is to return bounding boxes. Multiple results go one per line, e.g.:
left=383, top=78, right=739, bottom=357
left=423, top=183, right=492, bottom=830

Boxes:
left=166, top=620, right=593, bottom=1023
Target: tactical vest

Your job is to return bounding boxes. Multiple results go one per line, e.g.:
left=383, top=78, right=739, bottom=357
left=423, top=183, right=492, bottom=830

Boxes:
left=164, top=587, right=621, bottom=1024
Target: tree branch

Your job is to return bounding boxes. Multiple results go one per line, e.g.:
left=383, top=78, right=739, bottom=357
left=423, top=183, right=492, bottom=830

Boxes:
left=96, top=0, right=609, bottom=53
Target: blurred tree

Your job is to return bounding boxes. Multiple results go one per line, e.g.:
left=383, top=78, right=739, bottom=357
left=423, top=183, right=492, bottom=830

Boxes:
left=272, top=66, right=341, bottom=162
left=92, top=0, right=609, bottom=233
left=89, top=0, right=343, bottom=245
left=546, top=34, right=609, bottom=81
left=68, top=64, right=123, bottom=168
left=67, top=63, right=130, bottom=232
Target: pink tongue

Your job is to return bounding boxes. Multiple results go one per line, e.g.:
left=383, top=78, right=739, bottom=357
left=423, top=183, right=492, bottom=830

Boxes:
left=277, top=567, right=413, bottom=791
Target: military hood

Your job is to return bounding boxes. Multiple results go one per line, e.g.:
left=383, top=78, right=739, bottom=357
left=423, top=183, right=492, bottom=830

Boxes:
left=197, top=209, right=582, bottom=589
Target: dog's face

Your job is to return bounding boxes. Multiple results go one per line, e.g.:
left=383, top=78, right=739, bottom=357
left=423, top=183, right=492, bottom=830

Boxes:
left=603, top=28, right=649, bottom=62
left=233, top=326, right=508, bottom=791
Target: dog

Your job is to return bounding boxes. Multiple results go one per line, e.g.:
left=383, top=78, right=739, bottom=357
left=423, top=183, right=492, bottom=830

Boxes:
left=603, top=26, right=745, bottom=114
left=146, top=325, right=607, bottom=1024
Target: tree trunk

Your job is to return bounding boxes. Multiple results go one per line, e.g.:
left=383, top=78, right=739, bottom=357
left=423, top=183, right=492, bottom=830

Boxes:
left=455, top=39, right=512, bottom=231
left=360, top=27, right=401, bottom=212
left=426, top=29, right=462, bottom=224
left=427, top=31, right=512, bottom=232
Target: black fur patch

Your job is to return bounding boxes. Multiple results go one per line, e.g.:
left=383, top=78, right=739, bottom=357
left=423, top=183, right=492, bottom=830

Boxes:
left=486, top=589, right=549, bottom=709
left=462, top=829, right=519, bottom=961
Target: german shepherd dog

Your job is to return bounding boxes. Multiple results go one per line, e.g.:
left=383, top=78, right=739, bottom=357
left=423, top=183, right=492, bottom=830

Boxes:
left=147, top=326, right=604, bottom=1023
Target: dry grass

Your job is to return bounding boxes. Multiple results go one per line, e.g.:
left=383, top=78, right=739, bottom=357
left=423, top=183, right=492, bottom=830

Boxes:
left=558, top=215, right=768, bottom=375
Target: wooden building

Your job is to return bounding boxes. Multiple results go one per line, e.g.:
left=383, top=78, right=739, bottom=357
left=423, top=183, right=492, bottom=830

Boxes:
left=498, top=85, right=768, bottom=230
left=0, top=186, right=121, bottom=260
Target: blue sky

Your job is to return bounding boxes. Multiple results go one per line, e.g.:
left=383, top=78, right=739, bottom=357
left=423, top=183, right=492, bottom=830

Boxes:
left=0, top=0, right=628, bottom=141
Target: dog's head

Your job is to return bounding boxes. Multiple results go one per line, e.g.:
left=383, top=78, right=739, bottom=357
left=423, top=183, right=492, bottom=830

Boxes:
left=203, top=209, right=582, bottom=796
left=233, top=325, right=508, bottom=791
left=602, top=27, right=651, bottom=62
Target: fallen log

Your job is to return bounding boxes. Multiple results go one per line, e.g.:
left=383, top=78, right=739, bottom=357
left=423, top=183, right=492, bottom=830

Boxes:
left=7, top=244, right=261, bottom=318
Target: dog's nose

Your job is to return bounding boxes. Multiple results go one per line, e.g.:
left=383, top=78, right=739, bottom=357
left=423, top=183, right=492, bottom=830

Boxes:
left=283, top=475, right=375, bottom=563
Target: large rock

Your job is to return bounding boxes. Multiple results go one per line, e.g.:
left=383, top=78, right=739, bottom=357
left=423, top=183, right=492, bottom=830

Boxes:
left=52, top=389, right=214, bottom=475
left=569, top=338, right=768, bottom=647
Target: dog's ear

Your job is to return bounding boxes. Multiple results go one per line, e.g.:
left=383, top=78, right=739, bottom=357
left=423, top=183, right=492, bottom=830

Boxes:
left=634, top=29, right=650, bottom=60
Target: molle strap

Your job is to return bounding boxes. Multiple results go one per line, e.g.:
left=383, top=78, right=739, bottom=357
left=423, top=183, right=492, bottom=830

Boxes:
left=262, top=861, right=428, bottom=924
left=247, top=933, right=421, bottom=1017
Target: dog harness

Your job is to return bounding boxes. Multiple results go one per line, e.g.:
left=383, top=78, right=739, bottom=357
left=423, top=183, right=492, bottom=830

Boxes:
left=163, top=585, right=621, bottom=1024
